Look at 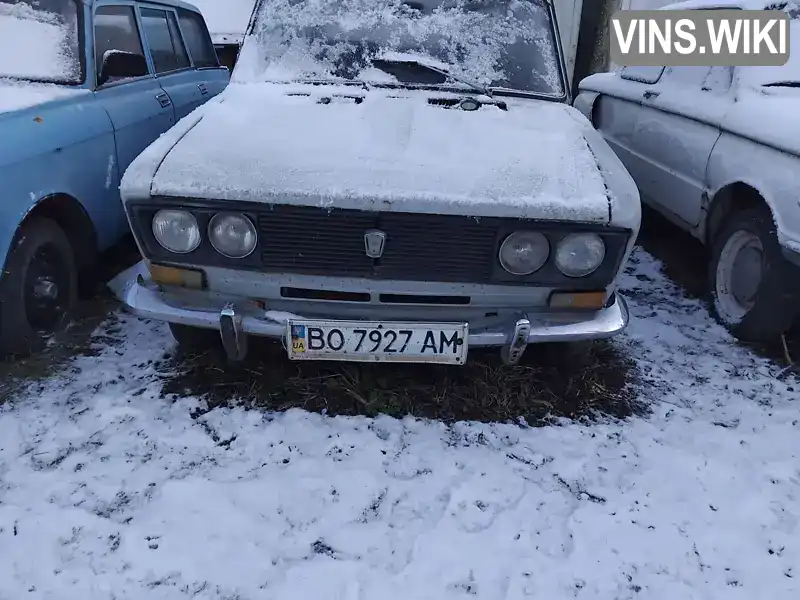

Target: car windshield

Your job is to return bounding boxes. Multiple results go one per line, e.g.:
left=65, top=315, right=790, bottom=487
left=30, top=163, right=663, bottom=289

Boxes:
left=236, top=0, right=566, bottom=97
left=0, top=0, right=81, bottom=84
left=737, top=3, right=799, bottom=89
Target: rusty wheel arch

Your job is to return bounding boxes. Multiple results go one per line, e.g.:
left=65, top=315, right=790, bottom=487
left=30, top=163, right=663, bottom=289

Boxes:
left=705, top=183, right=770, bottom=245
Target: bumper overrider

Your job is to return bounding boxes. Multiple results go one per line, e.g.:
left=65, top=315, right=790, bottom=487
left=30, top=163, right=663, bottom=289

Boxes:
left=118, top=268, right=629, bottom=365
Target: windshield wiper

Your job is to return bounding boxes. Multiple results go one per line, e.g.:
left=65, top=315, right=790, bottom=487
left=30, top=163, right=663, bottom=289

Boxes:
left=371, top=56, right=490, bottom=97
left=763, top=81, right=800, bottom=88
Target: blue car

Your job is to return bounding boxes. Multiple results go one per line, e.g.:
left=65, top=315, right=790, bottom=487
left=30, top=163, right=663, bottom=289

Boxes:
left=0, top=0, right=229, bottom=355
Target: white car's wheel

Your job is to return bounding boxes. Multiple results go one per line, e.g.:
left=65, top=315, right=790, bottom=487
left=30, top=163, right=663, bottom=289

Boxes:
left=714, top=229, right=763, bottom=324
left=709, top=207, right=799, bottom=342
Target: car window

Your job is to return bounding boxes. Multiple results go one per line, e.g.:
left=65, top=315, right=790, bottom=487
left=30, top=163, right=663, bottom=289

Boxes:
left=620, top=66, right=664, bottom=85
left=167, top=11, right=191, bottom=67
left=177, top=9, right=219, bottom=68
left=139, top=7, right=190, bottom=73
left=94, top=5, right=146, bottom=85
left=1, top=0, right=81, bottom=83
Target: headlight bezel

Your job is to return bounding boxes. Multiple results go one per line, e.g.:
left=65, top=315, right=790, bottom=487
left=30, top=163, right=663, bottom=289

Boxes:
left=498, top=231, right=550, bottom=276
left=207, top=212, right=258, bottom=259
left=490, top=227, right=626, bottom=286
left=151, top=209, right=202, bottom=254
left=554, top=232, right=607, bottom=278
left=127, top=201, right=265, bottom=270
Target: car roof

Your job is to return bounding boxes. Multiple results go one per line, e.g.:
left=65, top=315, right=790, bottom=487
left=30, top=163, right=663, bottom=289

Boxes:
left=81, top=0, right=202, bottom=13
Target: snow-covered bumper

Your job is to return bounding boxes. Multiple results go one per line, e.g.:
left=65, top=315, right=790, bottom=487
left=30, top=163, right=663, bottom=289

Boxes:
left=117, top=269, right=629, bottom=365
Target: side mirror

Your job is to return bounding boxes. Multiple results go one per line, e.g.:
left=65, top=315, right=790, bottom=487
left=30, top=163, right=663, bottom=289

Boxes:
left=98, top=50, right=148, bottom=86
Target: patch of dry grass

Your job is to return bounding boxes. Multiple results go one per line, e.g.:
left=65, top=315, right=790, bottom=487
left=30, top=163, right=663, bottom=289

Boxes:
left=160, top=337, right=645, bottom=425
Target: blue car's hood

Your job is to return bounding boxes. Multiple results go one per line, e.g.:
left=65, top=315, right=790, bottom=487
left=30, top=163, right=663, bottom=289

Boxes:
left=0, top=79, right=89, bottom=117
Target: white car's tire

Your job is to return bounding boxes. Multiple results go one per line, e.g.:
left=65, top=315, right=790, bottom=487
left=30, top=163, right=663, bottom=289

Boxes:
left=709, top=207, right=799, bottom=343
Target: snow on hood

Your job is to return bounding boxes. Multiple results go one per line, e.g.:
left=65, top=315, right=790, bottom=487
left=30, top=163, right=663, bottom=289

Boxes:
left=0, top=1, right=81, bottom=83
left=0, top=78, right=88, bottom=115
left=145, top=84, right=611, bottom=222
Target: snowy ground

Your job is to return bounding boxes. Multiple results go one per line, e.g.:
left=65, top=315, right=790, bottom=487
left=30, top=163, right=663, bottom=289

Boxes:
left=0, top=244, right=798, bottom=599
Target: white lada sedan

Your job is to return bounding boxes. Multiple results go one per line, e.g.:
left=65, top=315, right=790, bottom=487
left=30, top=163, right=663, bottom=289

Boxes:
left=115, top=0, right=641, bottom=367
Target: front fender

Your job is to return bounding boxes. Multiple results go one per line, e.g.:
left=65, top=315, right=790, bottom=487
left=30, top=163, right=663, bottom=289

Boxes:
left=0, top=95, right=117, bottom=273
left=706, top=134, right=800, bottom=254
left=564, top=107, right=641, bottom=264
left=120, top=107, right=207, bottom=203
left=573, top=89, right=601, bottom=125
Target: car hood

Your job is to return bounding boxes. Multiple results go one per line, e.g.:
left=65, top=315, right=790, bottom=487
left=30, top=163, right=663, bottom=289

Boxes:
left=146, top=84, right=614, bottom=222
left=0, top=79, right=88, bottom=116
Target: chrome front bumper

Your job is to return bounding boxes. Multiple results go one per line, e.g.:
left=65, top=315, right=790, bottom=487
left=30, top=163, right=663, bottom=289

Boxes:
left=118, top=272, right=630, bottom=363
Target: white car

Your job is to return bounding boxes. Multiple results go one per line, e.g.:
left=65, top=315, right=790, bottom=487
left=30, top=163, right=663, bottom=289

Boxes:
left=115, top=0, right=640, bottom=367
left=575, top=0, right=800, bottom=343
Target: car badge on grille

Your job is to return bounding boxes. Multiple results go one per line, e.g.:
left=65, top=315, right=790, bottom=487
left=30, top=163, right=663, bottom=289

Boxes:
left=364, top=230, right=387, bottom=258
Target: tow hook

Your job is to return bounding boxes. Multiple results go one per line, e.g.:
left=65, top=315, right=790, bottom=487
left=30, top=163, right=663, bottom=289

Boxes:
left=220, top=304, right=248, bottom=362
left=501, top=318, right=531, bottom=366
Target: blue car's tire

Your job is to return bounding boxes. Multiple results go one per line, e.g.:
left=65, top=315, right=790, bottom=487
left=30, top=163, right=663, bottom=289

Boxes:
left=0, top=218, right=77, bottom=357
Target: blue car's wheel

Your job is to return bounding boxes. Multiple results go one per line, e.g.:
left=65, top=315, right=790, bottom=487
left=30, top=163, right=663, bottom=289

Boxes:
left=0, top=218, right=77, bottom=357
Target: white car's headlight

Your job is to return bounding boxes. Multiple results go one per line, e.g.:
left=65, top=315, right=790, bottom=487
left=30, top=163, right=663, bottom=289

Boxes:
left=152, top=209, right=201, bottom=254
left=555, top=233, right=606, bottom=277
left=208, top=213, right=257, bottom=258
left=499, top=231, right=550, bottom=275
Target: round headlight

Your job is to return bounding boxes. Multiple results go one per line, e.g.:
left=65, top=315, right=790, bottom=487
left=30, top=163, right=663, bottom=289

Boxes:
left=555, top=233, right=606, bottom=277
left=152, top=209, right=201, bottom=254
left=208, top=213, right=257, bottom=258
left=499, top=231, right=550, bottom=275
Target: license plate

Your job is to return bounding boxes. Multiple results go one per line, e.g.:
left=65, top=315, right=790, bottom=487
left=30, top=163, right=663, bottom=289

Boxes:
left=286, top=320, right=469, bottom=364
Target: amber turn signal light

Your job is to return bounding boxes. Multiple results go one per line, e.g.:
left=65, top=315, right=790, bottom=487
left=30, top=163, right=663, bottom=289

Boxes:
left=549, top=291, right=607, bottom=310
left=149, top=263, right=205, bottom=290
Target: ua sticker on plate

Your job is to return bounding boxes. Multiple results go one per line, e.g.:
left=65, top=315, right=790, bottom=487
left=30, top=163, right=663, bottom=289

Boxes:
left=291, top=324, right=307, bottom=353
